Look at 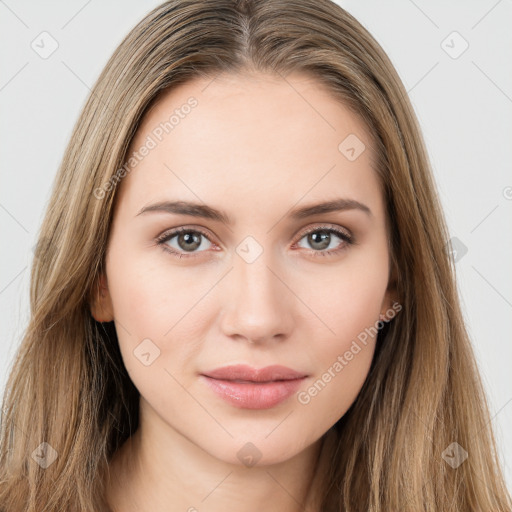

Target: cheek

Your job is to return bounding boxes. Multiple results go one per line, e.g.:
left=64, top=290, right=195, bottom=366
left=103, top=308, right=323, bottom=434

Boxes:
left=296, top=342, right=375, bottom=439
left=295, top=301, right=381, bottom=436
left=107, top=244, right=210, bottom=334
left=105, top=247, right=219, bottom=378
left=304, top=240, right=388, bottom=345
left=294, top=249, right=388, bottom=428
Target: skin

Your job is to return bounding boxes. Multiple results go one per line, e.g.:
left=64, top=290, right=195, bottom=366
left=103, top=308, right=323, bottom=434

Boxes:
left=92, top=71, right=397, bottom=512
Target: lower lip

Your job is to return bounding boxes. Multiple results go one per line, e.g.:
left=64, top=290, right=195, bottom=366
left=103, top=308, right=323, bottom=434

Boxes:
left=200, top=375, right=305, bottom=409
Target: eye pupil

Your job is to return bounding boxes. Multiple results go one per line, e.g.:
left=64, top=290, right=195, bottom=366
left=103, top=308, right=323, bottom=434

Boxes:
left=308, top=231, right=330, bottom=250
left=178, top=232, right=201, bottom=251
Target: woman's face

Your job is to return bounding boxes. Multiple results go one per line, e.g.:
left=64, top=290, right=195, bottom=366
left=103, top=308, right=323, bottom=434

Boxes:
left=95, top=71, right=396, bottom=466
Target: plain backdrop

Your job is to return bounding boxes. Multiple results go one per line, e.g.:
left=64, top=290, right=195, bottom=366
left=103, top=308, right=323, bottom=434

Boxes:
left=1, top=0, right=511, bottom=491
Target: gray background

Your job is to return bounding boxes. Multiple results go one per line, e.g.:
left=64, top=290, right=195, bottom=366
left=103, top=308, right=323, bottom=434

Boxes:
left=1, top=0, right=511, bottom=490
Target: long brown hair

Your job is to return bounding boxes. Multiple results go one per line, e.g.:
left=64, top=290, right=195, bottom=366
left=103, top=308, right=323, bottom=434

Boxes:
left=1, top=1, right=510, bottom=510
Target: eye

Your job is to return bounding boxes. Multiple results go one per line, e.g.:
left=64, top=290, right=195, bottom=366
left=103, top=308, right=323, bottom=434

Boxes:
left=155, top=224, right=354, bottom=260
left=293, top=225, right=354, bottom=257
left=156, top=227, right=215, bottom=259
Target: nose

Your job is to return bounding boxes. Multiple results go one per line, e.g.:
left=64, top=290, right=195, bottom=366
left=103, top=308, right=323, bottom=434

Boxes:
left=219, top=248, right=294, bottom=345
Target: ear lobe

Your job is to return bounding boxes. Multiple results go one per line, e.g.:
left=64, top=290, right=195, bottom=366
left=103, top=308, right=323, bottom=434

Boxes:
left=379, top=271, right=400, bottom=322
left=379, top=293, right=399, bottom=322
left=90, top=273, right=114, bottom=323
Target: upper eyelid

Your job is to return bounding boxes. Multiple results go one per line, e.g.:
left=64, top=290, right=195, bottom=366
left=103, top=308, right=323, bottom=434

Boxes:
left=156, top=225, right=214, bottom=244
left=298, top=224, right=352, bottom=239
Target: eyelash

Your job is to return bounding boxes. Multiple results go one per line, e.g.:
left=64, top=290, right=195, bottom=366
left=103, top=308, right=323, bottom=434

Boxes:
left=155, top=225, right=354, bottom=260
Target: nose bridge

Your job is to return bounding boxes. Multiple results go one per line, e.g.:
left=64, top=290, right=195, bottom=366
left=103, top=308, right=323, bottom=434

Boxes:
left=220, top=237, right=291, bottom=342
left=235, top=247, right=277, bottom=302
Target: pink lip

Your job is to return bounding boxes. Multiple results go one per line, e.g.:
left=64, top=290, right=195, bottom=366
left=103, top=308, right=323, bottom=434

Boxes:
left=200, top=364, right=308, bottom=409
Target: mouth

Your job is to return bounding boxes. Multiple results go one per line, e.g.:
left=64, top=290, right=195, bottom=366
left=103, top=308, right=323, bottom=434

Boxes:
left=200, top=364, right=308, bottom=410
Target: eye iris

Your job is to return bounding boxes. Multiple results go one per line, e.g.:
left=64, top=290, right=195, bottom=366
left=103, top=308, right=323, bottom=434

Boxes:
left=178, top=232, right=202, bottom=251
left=308, top=231, right=331, bottom=250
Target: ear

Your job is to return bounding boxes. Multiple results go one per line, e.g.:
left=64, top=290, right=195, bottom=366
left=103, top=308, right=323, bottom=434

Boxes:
left=90, top=273, right=114, bottom=323
left=379, top=265, right=400, bottom=322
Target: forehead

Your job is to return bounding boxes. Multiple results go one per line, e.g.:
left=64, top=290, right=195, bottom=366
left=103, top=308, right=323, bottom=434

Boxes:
left=115, top=71, right=382, bottom=220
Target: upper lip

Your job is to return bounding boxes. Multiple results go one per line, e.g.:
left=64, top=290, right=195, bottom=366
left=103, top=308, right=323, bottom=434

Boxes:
left=201, top=364, right=307, bottom=382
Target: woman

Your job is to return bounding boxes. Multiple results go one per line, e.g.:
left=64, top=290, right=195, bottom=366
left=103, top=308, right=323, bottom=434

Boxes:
left=1, top=0, right=510, bottom=510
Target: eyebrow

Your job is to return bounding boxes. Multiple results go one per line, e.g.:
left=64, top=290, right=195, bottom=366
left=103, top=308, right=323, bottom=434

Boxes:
left=136, top=198, right=372, bottom=224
